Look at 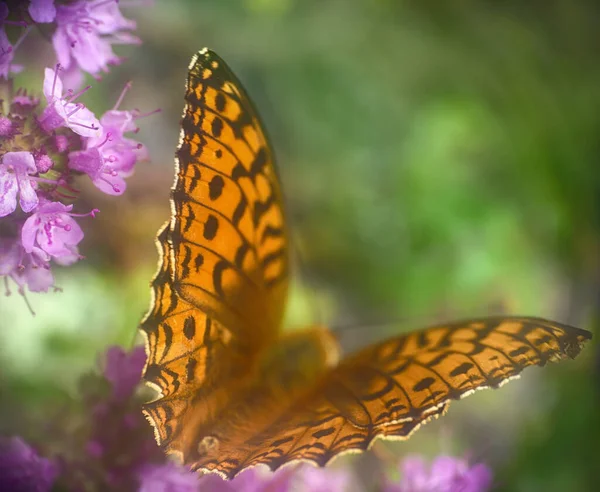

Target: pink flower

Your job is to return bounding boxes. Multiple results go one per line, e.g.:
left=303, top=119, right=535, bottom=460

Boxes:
left=69, top=109, right=146, bottom=195
left=0, top=436, right=57, bottom=492
left=11, top=247, right=55, bottom=293
left=199, top=468, right=294, bottom=492
left=0, top=6, right=26, bottom=78
left=39, top=67, right=101, bottom=137
left=0, top=0, right=149, bottom=298
left=58, top=63, right=85, bottom=91
left=0, top=151, right=39, bottom=217
left=0, top=115, right=12, bottom=136
left=0, top=238, right=54, bottom=292
left=0, top=27, right=14, bottom=79
left=52, top=0, right=140, bottom=78
left=34, top=154, right=54, bottom=174
left=385, top=455, right=493, bottom=492
left=29, top=0, right=57, bottom=23
left=102, top=345, right=147, bottom=401
left=292, top=466, right=351, bottom=491
left=90, top=0, right=137, bottom=34
left=21, top=201, right=84, bottom=262
left=0, top=238, right=22, bottom=278
left=137, top=462, right=199, bottom=492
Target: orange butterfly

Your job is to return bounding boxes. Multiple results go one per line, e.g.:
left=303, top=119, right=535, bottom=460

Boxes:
left=139, top=48, right=591, bottom=479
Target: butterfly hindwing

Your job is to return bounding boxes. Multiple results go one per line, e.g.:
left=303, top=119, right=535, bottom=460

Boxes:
left=188, top=317, right=590, bottom=478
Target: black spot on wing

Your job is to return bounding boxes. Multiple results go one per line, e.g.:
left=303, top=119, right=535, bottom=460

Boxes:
left=203, top=215, right=219, bottom=240
left=413, top=377, right=436, bottom=392
left=208, top=175, right=224, bottom=200
left=183, top=316, right=196, bottom=340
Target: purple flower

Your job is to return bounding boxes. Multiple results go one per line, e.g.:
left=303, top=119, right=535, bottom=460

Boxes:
left=199, top=468, right=294, bottom=492
left=137, top=462, right=199, bottom=492
left=0, top=436, right=57, bottom=492
left=12, top=247, right=55, bottom=293
left=0, top=238, right=21, bottom=276
left=0, top=5, right=12, bottom=79
left=69, top=108, right=147, bottom=195
left=0, top=7, right=27, bottom=78
left=91, top=0, right=137, bottom=34
left=39, top=67, right=100, bottom=137
left=386, top=455, right=493, bottom=492
left=0, top=0, right=150, bottom=299
left=0, top=151, right=39, bottom=217
left=0, top=239, right=55, bottom=293
left=29, top=0, right=57, bottom=23
left=292, top=466, right=351, bottom=491
left=34, top=154, right=54, bottom=174
left=52, top=0, right=140, bottom=78
left=0, top=115, right=12, bottom=136
left=103, top=345, right=147, bottom=401
left=58, top=63, right=85, bottom=91
left=0, top=26, right=14, bottom=79
left=53, top=346, right=166, bottom=489
left=21, top=200, right=84, bottom=262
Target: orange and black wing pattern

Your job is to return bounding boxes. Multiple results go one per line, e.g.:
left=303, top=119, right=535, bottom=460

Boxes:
left=170, top=48, right=289, bottom=346
left=140, top=49, right=290, bottom=456
left=187, top=317, right=590, bottom=479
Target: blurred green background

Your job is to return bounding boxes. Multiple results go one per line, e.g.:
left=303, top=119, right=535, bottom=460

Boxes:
left=1, top=1, right=599, bottom=490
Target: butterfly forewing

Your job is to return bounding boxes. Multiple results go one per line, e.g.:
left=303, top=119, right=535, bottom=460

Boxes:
left=140, top=49, right=290, bottom=453
left=171, top=49, right=289, bottom=346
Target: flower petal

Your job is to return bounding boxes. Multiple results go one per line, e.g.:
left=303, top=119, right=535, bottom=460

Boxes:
left=0, top=27, right=14, bottom=79
left=43, top=67, right=63, bottom=102
left=50, top=216, right=84, bottom=252
left=137, top=462, right=199, bottom=492
left=0, top=436, right=57, bottom=490
left=21, top=214, right=39, bottom=253
left=90, top=0, right=137, bottom=34
left=93, top=173, right=126, bottom=196
left=0, top=239, right=21, bottom=275
left=0, top=166, right=18, bottom=217
left=22, top=262, right=54, bottom=292
left=100, top=109, right=136, bottom=134
left=64, top=103, right=101, bottom=138
left=68, top=147, right=103, bottom=176
left=51, top=27, right=73, bottom=69
left=16, top=176, right=39, bottom=213
left=29, top=0, right=57, bottom=23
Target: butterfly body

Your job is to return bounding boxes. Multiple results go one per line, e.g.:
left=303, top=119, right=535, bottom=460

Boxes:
left=140, top=49, right=591, bottom=479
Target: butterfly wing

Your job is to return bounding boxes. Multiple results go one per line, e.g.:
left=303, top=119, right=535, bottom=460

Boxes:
left=171, top=48, right=289, bottom=345
left=140, top=49, right=289, bottom=455
left=188, top=317, right=591, bottom=478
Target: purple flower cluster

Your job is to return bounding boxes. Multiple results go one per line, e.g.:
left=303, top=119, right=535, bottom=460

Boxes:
left=0, top=345, right=495, bottom=491
left=0, top=1, right=150, bottom=296
left=0, top=436, right=57, bottom=492
left=2, top=1, right=140, bottom=85
left=386, top=455, right=493, bottom=492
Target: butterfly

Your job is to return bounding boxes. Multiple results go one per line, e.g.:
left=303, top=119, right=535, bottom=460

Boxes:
left=139, top=48, right=592, bottom=479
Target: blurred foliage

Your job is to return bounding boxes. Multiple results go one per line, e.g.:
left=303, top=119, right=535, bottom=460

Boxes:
left=1, top=0, right=599, bottom=490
